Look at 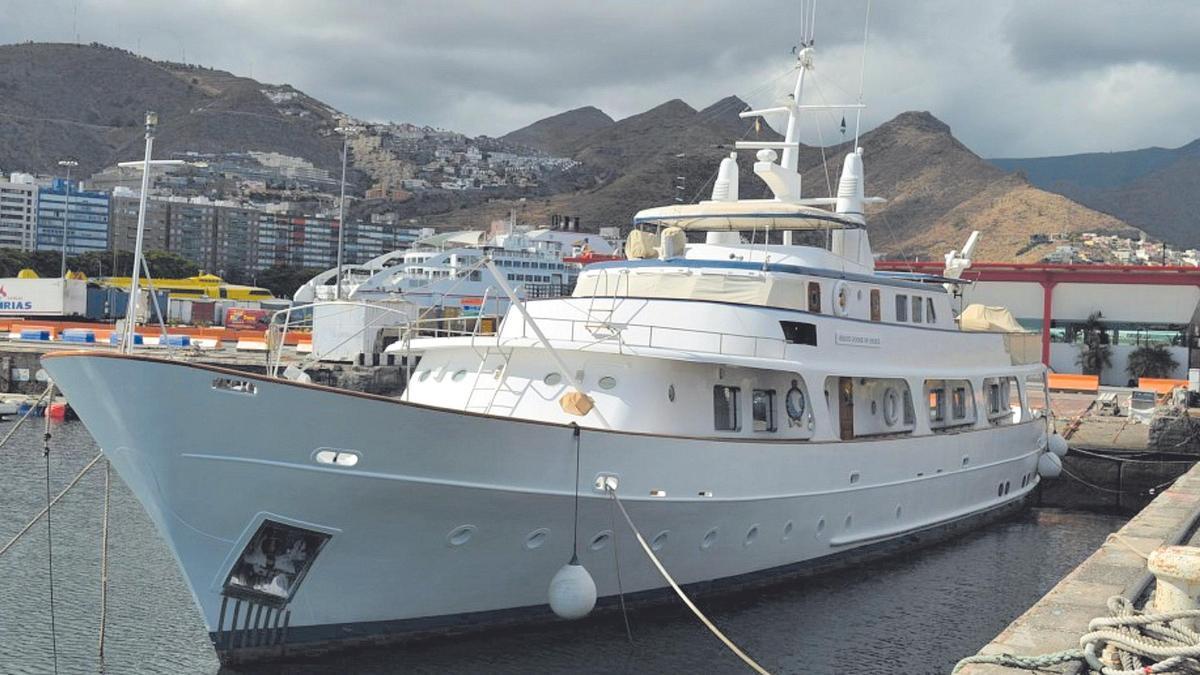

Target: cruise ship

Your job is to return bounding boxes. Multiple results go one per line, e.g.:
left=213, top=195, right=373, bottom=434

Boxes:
left=42, top=43, right=1062, bottom=664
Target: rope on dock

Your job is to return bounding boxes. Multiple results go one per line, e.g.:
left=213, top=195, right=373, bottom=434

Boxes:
left=606, top=486, right=770, bottom=675
left=953, top=596, right=1200, bottom=674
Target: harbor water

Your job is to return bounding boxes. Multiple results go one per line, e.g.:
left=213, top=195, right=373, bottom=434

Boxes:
left=1, top=421, right=1124, bottom=674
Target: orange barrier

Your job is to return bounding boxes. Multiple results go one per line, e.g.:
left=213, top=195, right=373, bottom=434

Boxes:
left=1137, top=378, right=1187, bottom=395
left=1047, top=373, right=1100, bottom=392
left=0, top=317, right=312, bottom=345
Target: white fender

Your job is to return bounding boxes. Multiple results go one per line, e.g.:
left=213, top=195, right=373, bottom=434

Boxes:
left=1048, top=433, right=1069, bottom=458
left=1038, top=452, right=1063, bottom=479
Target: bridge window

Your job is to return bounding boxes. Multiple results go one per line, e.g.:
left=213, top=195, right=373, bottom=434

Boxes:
left=895, top=294, right=908, bottom=322
left=807, top=282, right=821, bottom=313
left=752, top=389, right=777, bottom=432
left=713, top=385, right=741, bottom=431
left=912, top=296, right=923, bottom=323
left=926, top=298, right=937, bottom=324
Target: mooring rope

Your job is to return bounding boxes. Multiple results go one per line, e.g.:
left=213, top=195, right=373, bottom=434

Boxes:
left=0, top=452, right=104, bottom=559
left=0, top=384, right=55, bottom=450
left=953, top=596, right=1200, bottom=674
left=42, top=385, right=60, bottom=675
left=98, top=458, right=112, bottom=661
left=606, top=490, right=634, bottom=644
left=606, top=486, right=770, bottom=675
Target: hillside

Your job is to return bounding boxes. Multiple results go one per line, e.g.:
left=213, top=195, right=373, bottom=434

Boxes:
left=990, top=140, right=1200, bottom=248
left=500, top=106, right=614, bottom=156
left=0, top=42, right=344, bottom=175
left=431, top=106, right=1133, bottom=261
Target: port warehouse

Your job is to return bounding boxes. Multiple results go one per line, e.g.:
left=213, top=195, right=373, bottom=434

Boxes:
left=877, top=261, right=1200, bottom=385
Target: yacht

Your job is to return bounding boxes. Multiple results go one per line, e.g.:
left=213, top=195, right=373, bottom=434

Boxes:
left=42, top=43, right=1060, bottom=664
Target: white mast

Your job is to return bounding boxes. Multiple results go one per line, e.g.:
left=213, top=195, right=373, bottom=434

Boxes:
left=121, top=112, right=157, bottom=354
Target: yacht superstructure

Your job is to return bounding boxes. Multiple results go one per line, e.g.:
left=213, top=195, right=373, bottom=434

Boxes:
left=42, top=41, right=1061, bottom=665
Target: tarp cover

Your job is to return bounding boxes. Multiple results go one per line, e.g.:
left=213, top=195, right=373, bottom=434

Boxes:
left=625, top=230, right=660, bottom=260
left=960, top=304, right=1026, bottom=332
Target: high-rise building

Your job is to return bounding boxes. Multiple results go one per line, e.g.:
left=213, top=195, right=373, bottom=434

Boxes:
left=0, top=174, right=38, bottom=250
left=35, top=178, right=109, bottom=255
left=109, top=192, right=170, bottom=253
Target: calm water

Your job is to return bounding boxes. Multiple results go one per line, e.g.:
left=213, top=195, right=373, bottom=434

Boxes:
left=0, top=422, right=1124, bottom=675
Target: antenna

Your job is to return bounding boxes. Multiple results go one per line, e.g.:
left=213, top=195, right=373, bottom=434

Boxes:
left=854, top=0, right=872, bottom=147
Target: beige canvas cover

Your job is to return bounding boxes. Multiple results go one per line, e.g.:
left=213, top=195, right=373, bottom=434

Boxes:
left=624, top=230, right=660, bottom=260
left=559, top=391, right=595, bottom=416
left=960, top=304, right=1026, bottom=333
left=660, top=227, right=686, bottom=258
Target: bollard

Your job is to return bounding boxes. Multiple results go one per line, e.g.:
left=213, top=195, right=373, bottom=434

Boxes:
left=1148, top=546, right=1200, bottom=627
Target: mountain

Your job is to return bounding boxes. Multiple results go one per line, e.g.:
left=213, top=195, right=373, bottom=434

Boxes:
left=794, top=111, right=1135, bottom=261
left=500, top=106, right=614, bottom=156
left=429, top=106, right=1133, bottom=261
left=0, top=42, right=344, bottom=176
left=990, top=141, right=1200, bottom=248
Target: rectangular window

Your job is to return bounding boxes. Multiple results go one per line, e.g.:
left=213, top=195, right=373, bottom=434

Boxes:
left=870, top=289, right=881, bottom=322
left=952, top=387, right=968, bottom=419
left=752, top=389, right=776, bottom=432
left=912, top=296, right=923, bottom=323
left=926, top=297, right=937, bottom=324
left=713, top=385, right=741, bottom=431
left=807, top=282, right=821, bottom=313
left=929, top=388, right=945, bottom=422
left=903, top=390, right=915, bottom=425
left=895, top=294, right=909, bottom=322
left=987, top=383, right=1002, bottom=414
left=780, top=321, right=817, bottom=346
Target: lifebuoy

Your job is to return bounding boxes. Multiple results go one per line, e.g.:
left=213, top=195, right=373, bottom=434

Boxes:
left=882, top=387, right=900, bottom=426
left=833, top=281, right=851, bottom=317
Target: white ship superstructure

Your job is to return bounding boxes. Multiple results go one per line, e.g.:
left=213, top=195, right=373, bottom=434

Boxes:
left=42, top=39, right=1063, bottom=665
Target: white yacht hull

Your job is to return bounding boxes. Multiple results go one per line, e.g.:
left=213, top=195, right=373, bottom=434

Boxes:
left=43, top=351, right=1043, bottom=663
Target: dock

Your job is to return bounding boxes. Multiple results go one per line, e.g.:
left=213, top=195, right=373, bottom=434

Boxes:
left=958, top=408, right=1200, bottom=674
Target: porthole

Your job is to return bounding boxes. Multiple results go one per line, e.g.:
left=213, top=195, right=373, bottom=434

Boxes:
left=844, top=514, right=853, bottom=529
left=668, top=384, right=676, bottom=402
left=701, top=528, right=718, bottom=550
left=524, top=528, right=549, bottom=550
left=1005, top=481, right=1011, bottom=495
left=816, top=518, right=826, bottom=536
left=870, top=400, right=877, bottom=415
left=997, top=483, right=1004, bottom=497
left=783, top=521, right=794, bottom=540
left=599, top=376, right=617, bottom=390
left=744, top=525, right=759, bottom=547
left=589, top=531, right=612, bottom=551
left=446, top=525, right=476, bottom=547
left=895, top=505, right=903, bottom=519
left=543, top=372, right=562, bottom=386
left=849, top=471, right=860, bottom=485
left=451, top=369, right=467, bottom=382
left=651, top=531, right=669, bottom=551
left=417, top=370, right=431, bottom=382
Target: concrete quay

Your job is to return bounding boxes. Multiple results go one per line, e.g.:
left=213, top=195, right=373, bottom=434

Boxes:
left=957, top=461, right=1200, bottom=674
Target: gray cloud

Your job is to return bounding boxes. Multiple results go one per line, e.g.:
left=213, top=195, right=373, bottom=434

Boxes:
left=2, top=0, right=1199, bottom=157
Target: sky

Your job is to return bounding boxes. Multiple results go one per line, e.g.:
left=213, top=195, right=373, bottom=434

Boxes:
left=3, top=0, right=1200, bottom=158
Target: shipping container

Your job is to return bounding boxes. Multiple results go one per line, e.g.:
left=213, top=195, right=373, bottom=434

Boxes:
left=0, top=278, right=87, bottom=316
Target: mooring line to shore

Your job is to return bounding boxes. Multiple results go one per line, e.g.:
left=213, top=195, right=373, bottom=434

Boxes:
left=0, top=452, right=104, bottom=559
left=42, top=385, right=60, bottom=675
left=98, top=458, right=112, bottom=662
left=606, top=485, right=770, bottom=675
left=0, top=384, right=55, bottom=450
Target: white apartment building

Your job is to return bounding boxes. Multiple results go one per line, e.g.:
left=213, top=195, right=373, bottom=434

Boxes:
left=0, top=173, right=38, bottom=251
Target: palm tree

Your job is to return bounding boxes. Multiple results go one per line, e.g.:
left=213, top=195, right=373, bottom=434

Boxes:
left=1127, top=343, right=1180, bottom=380
left=1075, top=311, right=1112, bottom=376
